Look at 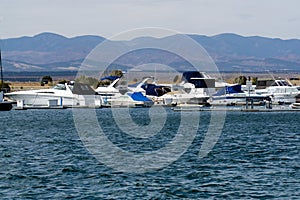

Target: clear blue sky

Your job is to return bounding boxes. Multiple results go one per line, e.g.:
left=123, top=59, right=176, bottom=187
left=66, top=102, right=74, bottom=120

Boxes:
left=1, top=0, right=299, bottom=39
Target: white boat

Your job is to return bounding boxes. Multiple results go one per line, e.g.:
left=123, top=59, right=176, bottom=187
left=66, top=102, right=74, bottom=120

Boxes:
left=146, top=71, right=214, bottom=106
left=211, top=85, right=268, bottom=106
left=102, top=92, right=153, bottom=107
left=95, top=77, right=120, bottom=95
left=255, top=79, right=300, bottom=104
left=95, top=76, right=153, bottom=107
left=6, top=82, right=84, bottom=107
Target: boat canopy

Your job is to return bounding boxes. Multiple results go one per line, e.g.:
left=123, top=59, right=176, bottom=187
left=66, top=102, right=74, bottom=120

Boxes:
left=100, top=76, right=120, bottom=81
left=128, top=82, right=140, bottom=88
left=213, top=85, right=244, bottom=96
left=182, top=71, right=215, bottom=88
left=141, top=84, right=171, bottom=97
left=129, top=92, right=152, bottom=102
left=72, top=83, right=96, bottom=95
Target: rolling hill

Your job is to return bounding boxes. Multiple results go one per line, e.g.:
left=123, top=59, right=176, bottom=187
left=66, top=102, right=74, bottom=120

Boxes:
left=1, top=32, right=300, bottom=72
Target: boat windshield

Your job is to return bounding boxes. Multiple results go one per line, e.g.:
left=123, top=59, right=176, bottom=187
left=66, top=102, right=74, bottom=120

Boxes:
left=53, top=84, right=66, bottom=90
left=280, top=80, right=291, bottom=86
left=273, top=80, right=292, bottom=87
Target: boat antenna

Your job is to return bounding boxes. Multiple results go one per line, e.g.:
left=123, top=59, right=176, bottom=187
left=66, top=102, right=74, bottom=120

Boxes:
left=266, top=70, right=276, bottom=81
left=0, top=48, right=3, bottom=92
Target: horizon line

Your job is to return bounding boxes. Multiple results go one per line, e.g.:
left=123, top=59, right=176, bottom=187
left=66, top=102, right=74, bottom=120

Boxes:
left=1, top=31, right=299, bottom=41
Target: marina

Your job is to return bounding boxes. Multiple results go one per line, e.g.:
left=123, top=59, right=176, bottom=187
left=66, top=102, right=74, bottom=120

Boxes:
left=3, top=70, right=299, bottom=112
left=172, top=106, right=300, bottom=112
left=2, top=0, right=300, bottom=198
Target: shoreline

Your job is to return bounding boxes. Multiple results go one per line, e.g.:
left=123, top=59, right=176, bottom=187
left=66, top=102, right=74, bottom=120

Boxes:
left=7, top=77, right=300, bottom=92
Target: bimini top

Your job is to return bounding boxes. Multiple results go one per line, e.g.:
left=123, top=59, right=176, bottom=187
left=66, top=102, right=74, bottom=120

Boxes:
left=182, top=71, right=215, bottom=88
left=100, top=76, right=121, bottom=81
left=213, top=85, right=244, bottom=96
left=141, top=84, right=171, bottom=97
left=129, top=92, right=152, bottom=102
left=182, top=71, right=205, bottom=81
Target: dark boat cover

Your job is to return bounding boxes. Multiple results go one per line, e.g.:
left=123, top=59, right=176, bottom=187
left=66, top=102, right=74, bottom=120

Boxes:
left=0, top=102, right=12, bottom=111
left=100, top=76, right=120, bottom=81
left=129, top=92, right=152, bottom=102
left=182, top=71, right=215, bottom=88
left=213, top=85, right=243, bottom=96
left=142, top=84, right=171, bottom=97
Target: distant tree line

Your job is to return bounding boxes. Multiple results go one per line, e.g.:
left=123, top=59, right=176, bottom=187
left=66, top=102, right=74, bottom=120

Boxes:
left=234, top=76, right=257, bottom=85
left=41, top=75, right=53, bottom=86
left=0, top=81, right=10, bottom=92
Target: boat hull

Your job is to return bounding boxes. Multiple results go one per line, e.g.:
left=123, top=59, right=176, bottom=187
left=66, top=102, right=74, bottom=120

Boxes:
left=290, top=103, right=300, bottom=109
left=102, top=94, right=153, bottom=107
left=211, top=95, right=267, bottom=106
left=7, top=93, right=79, bottom=106
left=0, top=102, right=13, bottom=111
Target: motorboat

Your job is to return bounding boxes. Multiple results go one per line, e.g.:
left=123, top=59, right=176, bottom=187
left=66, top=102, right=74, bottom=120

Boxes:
left=211, top=85, right=269, bottom=106
left=146, top=71, right=214, bottom=106
left=95, top=76, right=153, bottom=107
left=5, top=82, right=94, bottom=107
left=102, top=92, right=153, bottom=107
left=255, top=79, right=300, bottom=104
left=95, top=76, right=120, bottom=95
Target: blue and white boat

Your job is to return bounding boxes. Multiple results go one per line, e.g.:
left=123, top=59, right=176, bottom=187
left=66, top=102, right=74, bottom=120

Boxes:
left=255, top=79, right=300, bottom=104
left=95, top=76, right=153, bottom=107
left=144, top=71, right=214, bottom=106
left=211, top=85, right=268, bottom=106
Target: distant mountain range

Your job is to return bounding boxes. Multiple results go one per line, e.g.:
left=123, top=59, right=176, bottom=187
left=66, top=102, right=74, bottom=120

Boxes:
left=1, top=32, right=300, bottom=72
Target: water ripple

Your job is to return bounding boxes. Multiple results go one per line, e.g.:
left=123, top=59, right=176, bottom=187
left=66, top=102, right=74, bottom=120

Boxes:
left=0, top=109, right=299, bottom=199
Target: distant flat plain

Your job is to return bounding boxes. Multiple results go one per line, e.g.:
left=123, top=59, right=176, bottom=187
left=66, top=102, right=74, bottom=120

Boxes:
left=7, top=72, right=300, bottom=92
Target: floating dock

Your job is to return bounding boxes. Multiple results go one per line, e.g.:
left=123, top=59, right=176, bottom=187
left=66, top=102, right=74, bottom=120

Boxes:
left=14, top=105, right=67, bottom=110
left=172, top=105, right=300, bottom=112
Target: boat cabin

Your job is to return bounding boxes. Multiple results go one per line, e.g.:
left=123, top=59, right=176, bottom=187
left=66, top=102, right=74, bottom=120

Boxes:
left=256, top=79, right=292, bottom=89
left=181, top=71, right=215, bottom=88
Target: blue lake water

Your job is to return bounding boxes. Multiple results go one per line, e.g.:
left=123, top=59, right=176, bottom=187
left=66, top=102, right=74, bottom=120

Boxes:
left=0, top=108, right=299, bottom=199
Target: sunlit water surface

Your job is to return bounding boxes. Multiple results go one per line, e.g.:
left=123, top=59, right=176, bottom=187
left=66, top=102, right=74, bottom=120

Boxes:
left=0, top=108, right=299, bottom=199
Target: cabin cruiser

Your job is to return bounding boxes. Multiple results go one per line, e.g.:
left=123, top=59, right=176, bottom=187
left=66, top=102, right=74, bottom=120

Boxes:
left=95, top=76, right=153, bottom=107
left=95, top=75, right=150, bottom=95
left=210, top=85, right=269, bottom=106
left=5, top=82, right=97, bottom=107
left=101, top=92, right=153, bottom=107
left=145, top=71, right=214, bottom=106
left=255, top=79, right=300, bottom=104
left=95, top=76, right=120, bottom=95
